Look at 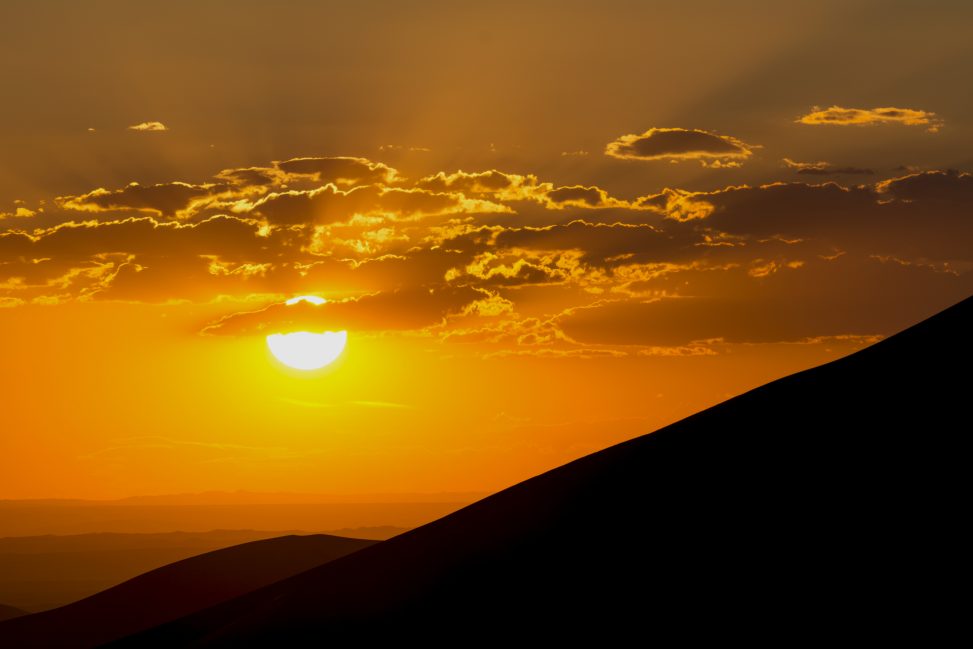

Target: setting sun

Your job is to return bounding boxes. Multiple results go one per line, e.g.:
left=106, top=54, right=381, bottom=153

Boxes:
left=266, top=330, right=347, bottom=370
left=265, top=296, right=346, bottom=370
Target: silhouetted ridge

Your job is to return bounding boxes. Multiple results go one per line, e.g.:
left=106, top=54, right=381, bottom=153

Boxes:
left=0, top=534, right=373, bottom=648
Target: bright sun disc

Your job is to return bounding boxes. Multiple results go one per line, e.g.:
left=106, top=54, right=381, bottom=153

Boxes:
left=266, top=330, right=347, bottom=370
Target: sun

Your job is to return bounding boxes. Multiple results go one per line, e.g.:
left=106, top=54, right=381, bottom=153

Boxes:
left=266, top=296, right=346, bottom=370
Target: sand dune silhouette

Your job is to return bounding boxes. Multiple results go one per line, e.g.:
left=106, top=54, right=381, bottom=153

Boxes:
left=4, top=296, right=968, bottom=646
left=106, top=295, right=967, bottom=645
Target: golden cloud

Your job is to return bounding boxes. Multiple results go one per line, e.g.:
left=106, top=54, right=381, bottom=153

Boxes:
left=604, top=127, right=756, bottom=167
left=796, top=106, right=943, bottom=132
left=56, top=182, right=223, bottom=219
left=782, top=159, right=874, bottom=176
left=127, top=121, right=168, bottom=132
left=275, top=156, right=399, bottom=185
left=3, top=151, right=972, bottom=349
left=202, top=286, right=492, bottom=335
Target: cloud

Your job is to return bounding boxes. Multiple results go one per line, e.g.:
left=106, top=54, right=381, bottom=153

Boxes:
left=1, top=215, right=273, bottom=261
left=796, top=106, right=943, bottom=132
left=416, top=170, right=544, bottom=200
left=544, top=186, right=625, bottom=209
left=202, top=286, right=493, bottom=335
left=3, top=151, right=972, bottom=352
left=604, top=128, right=756, bottom=167
left=215, top=166, right=285, bottom=188
left=0, top=207, right=36, bottom=220
left=875, top=169, right=973, bottom=204
left=415, top=171, right=637, bottom=210
left=557, top=254, right=973, bottom=346
left=127, top=121, right=168, bottom=132
left=57, top=182, right=222, bottom=219
left=489, top=220, right=686, bottom=266
left=668, top=171, right=973, bottom=260
left=0, top=214, right=294, bottom=303
left=636, top=188, right=715, bottom=221
left=246, top=184, right=509, bottom=227
left=782, top=159, right=874, bottom=176
left=275, top=157, right=398, bottom=185
left=378, top=144, right=431, bottom=153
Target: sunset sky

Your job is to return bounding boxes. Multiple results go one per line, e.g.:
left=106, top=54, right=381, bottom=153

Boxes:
left=2, top=0, right=971, bottom=500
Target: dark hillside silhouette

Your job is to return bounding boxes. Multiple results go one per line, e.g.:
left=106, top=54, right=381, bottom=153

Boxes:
left=108, top=295, right=970, bottom=646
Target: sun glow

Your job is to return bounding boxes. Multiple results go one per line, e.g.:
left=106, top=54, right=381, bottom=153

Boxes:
left=265, top=296, right=345, bottom=370
left=285, top=295, right=326, bottom=306
left=266, top=330, right=347, bottom=370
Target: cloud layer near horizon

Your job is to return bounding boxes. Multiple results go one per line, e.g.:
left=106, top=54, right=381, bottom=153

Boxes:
left=2, top=153, right=971, bottom=353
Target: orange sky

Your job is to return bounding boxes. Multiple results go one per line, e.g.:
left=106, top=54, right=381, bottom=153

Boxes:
left=1, top=0, right=971, bottom=499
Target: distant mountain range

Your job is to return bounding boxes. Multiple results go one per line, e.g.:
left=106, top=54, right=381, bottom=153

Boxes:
left=0, top=534, right=373, bottom=647
left=0, top=496, right=473, bottom=537
left=0, top=491, right=485, bottom=507
left=0, top=530, right=307, bottom=612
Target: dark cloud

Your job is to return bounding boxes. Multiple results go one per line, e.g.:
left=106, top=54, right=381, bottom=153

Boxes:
left=416, top=170, right=539, bottom=195
left=490, top=220, right=690, bottom=266
left=1, top=216, right=273, bottom=262
left=275, top=157, right=397, bottom=185
left=558, top=255, right=973, bottom=345
left=605, top=128, right=755, bottom=167
left=875, top=169, right=973, bottom=204
left=545, top=186, right=612, bottom=208
left=249, top=184, right=505, bottom=226
left=649, top=172, right=973, bottom=261
left=214, top=167, right=283, bottom=188
left=57, top=182, right=222, bottom=219
left=202, top=286, right=488, bottom=335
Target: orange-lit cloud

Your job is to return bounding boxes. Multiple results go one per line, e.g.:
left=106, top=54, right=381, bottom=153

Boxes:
left=604, top=128, right=756, bottom=167
left=275, top=156, right=399, bottom=185
left=3, top=154, right=972, bottom=349
left=0, top=206, right=36, bottom=220
left=796, top=106, right=943, bottom=132
left=56, top=182, right=222, bottom=219
left=202, top=286, right=493, bottom=335
left=127, top=121, right=168, bottom=132
left=782, top=159, right=874, bottom=175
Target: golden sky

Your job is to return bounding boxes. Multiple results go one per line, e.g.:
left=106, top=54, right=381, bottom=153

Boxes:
left=1, top=0, right=971, bottom=499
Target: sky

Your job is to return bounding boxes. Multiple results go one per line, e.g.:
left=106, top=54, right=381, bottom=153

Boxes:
left=1, top=0, right=971, bottom=499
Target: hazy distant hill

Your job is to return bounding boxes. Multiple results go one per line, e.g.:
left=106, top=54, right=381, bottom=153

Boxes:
left=0, top=494, right=476, bottom=537
left=0, top=534, right=374, bottom=647
left=102, top=295, right=969, bottom=645
left=0, top=604, right=25, bottom=622
left=0, top=530, right=302, bottom=612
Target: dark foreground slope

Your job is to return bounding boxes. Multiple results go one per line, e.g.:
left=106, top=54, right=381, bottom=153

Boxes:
left=113, top=297, right=972, bottom=646
left=0, top=604, right=25, bottom=622
left=121, top=297, right=973, bottom=645
left=0, top=534, right=373, bottom=647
